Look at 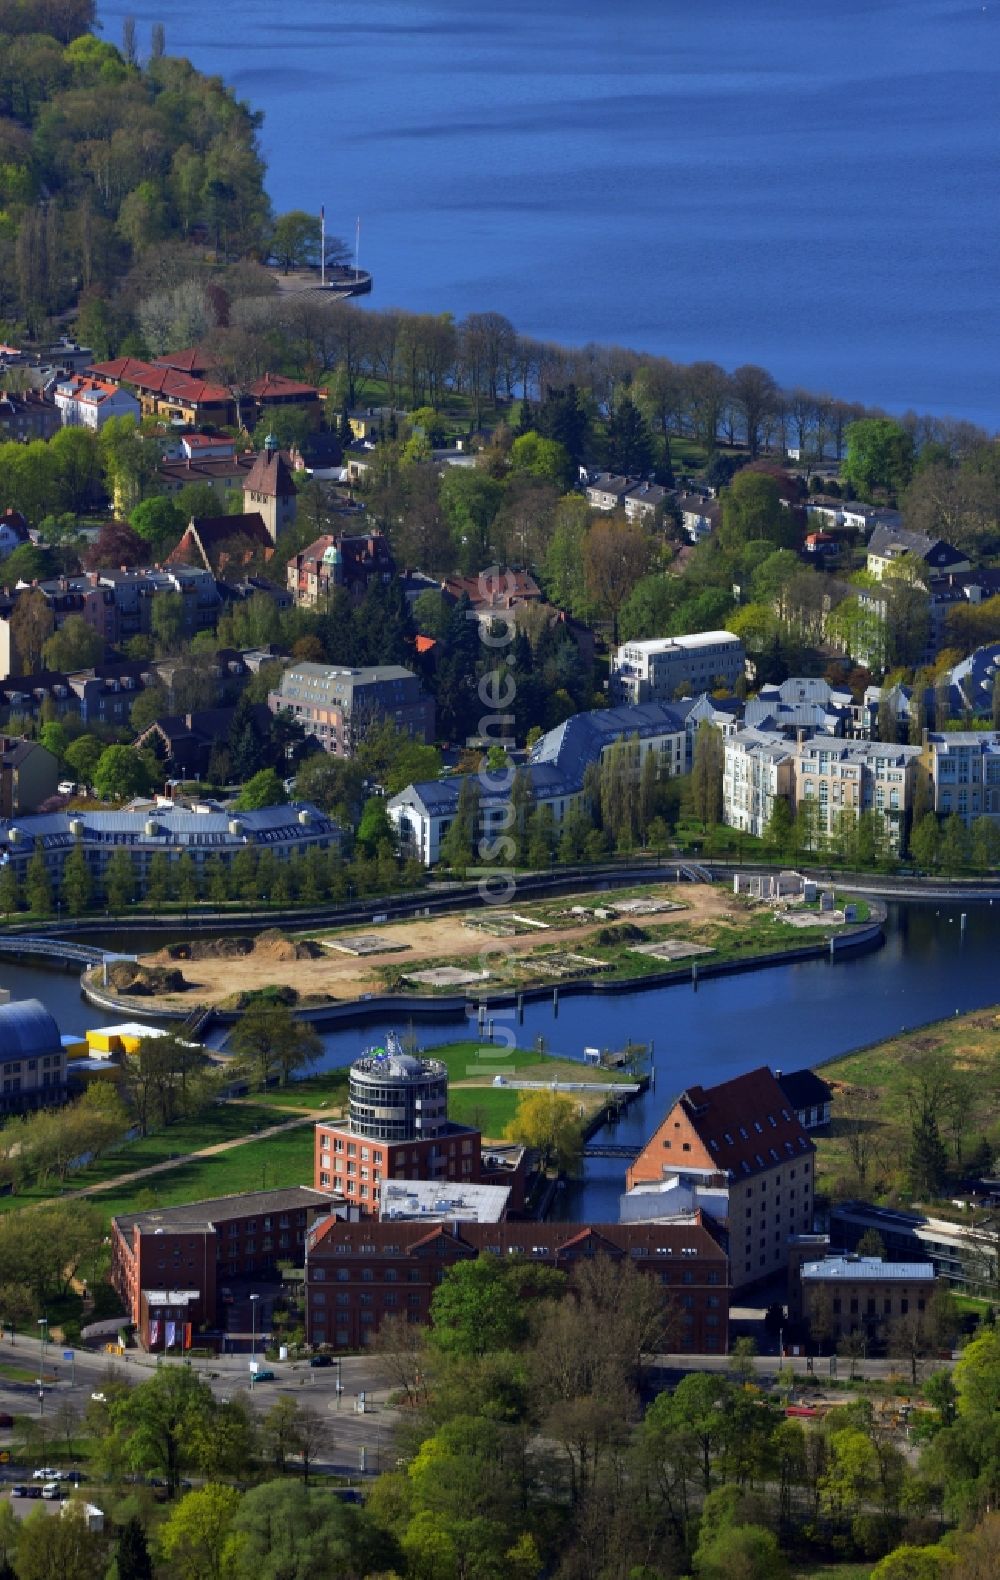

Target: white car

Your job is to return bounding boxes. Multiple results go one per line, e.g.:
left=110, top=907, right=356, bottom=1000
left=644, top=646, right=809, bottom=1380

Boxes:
left=90, top=1392, right=106, bottom=1404
left=41, top=1482, right=63, bottom=1500
left=32, top=1467, right=61, bottom=1481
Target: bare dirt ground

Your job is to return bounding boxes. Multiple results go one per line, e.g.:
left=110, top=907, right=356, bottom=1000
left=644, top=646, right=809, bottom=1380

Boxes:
left=140, top=882, right=737, bottom=1011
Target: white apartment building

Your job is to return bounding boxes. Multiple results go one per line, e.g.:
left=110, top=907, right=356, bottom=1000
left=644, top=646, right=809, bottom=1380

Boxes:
left=54, top=376, right=141, bottom=430
left=611, top=631, right=745, bottom=706
left=723, top=728, right=795, bottom=839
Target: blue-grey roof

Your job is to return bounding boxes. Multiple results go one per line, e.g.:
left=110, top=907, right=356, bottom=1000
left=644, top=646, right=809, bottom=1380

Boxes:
left=950, top=643, right=1000, bottom=713
left=0, top=999, right=61, bottom=1057
left=0, top=802, right=335, bottom=853
left=801, top=1256, right=935, bottom=1282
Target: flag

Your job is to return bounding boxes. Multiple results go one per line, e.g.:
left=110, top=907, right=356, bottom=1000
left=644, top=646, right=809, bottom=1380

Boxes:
left=166, top=1321, right=177, bottom=1349
left=148, top=1320, right=160, bottom=1347
left=183, top=1324, right=192, bottom=1350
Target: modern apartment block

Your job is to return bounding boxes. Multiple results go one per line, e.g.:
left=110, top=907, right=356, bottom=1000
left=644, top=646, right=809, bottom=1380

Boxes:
left=610, top=632, right=745, bottom=705
left=723, top=730, right=920, bottom=847
left=922, top=731, right=1000, bottom=827
left=625, top=1067, right=816, bottom=1292
left=268, top=662, right=435, bottom=757
left=0, top=801, right=340, bottom=896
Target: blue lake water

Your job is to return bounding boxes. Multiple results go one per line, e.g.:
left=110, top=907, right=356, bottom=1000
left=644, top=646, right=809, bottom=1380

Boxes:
left=96, top=0, right=1000, bottom=425
left=6, top=899, right=1000, bottom=1219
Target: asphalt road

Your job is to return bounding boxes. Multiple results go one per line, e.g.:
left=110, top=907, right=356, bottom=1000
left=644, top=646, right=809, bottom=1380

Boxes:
left=0, top=1335, right=401, bottom=1480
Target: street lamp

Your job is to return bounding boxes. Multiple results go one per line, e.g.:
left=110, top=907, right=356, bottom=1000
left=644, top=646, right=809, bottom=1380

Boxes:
left=249, top=1293, right=259, bottom=1390
left=37, top=1317, right=47, bottom=1415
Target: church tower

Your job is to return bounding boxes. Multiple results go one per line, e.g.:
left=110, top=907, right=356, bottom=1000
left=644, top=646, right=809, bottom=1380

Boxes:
left=242, top=435, right=298, bottom=543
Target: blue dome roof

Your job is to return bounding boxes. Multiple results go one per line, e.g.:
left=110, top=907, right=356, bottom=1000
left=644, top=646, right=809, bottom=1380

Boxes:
left=0, top=998, right=60, bottom=1057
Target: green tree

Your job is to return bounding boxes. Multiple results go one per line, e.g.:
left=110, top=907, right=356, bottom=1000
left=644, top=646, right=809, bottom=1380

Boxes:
left=355, top=797, right=397, bottom=860
left=233, top=768, right=287, bottom=811
left=230, top=1000, right=321, bottom=1088
left=114, top=1516, right=153, bottom=1580
left=583, top=516, right=653, bottom=642
left=691, top=721, right=724, bottom=828
left=9, top=588, right=54, bottom=673
left=130, top=496, right=186, bottom=555
left=93, top=745, right=151, bottom=801
left=939, top=813, right=969, bottom=874
left=765, top=795, right=794, bottom=856
left=38, top=721, right=69, bottom=763
left=429, top=1255, right=563, bottom=1358
left=693, top=1520, right=788, bottom=1580
left=108, top=1367, right=216, bottom=1497
left=504, top=1089, right=582, bottom=1174
left=719, top=469, right=799, bottom=551
left=159, top=1484, right=241, bottom=1580
left=61, top=841, right=92, bottom=916
left=842, top=418, right=916, bottom=500
left=24, top=845, right=52, bottom=917
left=225, top=1479, right=400, bottom=1580
left=15, top=1503, right=104, bottom=1580
left=64, top=734, right=103, bottom=787
left=908, top=1111, right=949, bottom=1198
left=605, top=392, right=653, bottom=475
left=439, top=777, right=480, bottom=870
left=910, top=811, right=941, bottom=870
left=104, top=848, right=136, bottom=912
left=151, top=591, right=185, bottom=655
left=509, top=430, right=573, bottom=490
left=0, top=863, right=21, bottom=919
left=42, top=613, right=103, bottom=672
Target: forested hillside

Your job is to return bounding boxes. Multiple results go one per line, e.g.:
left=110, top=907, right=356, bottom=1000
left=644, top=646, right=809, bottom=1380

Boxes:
left=0, top=0, right=270, bottom=337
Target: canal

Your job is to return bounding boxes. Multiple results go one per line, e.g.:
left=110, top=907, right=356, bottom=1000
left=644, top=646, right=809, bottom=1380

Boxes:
left=2, top=900, right=997, bottom=1223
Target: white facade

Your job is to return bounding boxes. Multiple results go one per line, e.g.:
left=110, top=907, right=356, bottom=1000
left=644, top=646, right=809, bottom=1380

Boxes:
left=925, top=731, right=1000, bottom=826
left=612, top=631, right=745, bottom=706
left=54, top=377, right=141, bottom=430
left=723, top=728, right=795, bottom=839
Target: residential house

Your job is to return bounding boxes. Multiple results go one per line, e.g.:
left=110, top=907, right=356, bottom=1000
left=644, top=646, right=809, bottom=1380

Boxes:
left=0, top=737, right=59, bottom=816
left=346, top=407, right=401, bottom=441
left=134, top=705, right=271, bottom=780
left=677, top=493, right=722, bottom=543
left=625, top=1065, right=816, bottom=1292
left=611, top=632, right=745, bottom=705
left=624, top=481, right=671, bottom=524
left=585, top=473, right=636, bottom=511
left=0, top=390, right=59, bottom=442
left=0, top=510, right=30, bottom=560
left=167, top=513, right=274, bottom=576
left=304, top=1214, right=729, bottom=1353
left=153, top=435, right=259, bottom=501
left=287, top=532, right=395, bottom=607
left=245, top=373, right=322, bottom=429
left=269, top=662, right=435, bottom=757
left=53, top=375, right=141, bottom=430
left=866, top=523, right=969, bottom=583
left=0, top=671, right=75, bottom=726
left=441, top=568, right=542, bottom=625
left=390, top=700, right=687, bottom=865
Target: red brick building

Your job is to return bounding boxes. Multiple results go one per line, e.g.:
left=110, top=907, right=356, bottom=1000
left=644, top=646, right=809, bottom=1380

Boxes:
left=626, top=1067, right=816, bottom=1292
left=313, top=1045, right=528, bottom=1213
left=111, top=1187, right=338, bottom=1350
left=304, top=1215, right=730, bottom=1353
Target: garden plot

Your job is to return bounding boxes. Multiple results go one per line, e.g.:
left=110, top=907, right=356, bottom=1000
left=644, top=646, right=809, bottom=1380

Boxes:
left=610, top=897, right=682, bottom=917
left=322, top=934, right=410, bottom=956
left=628, top=940, right=716, bottom=962
left=520, top=952, right=611, bottom=978
left=402, top=965, right=491, bottom=987
left=462, top=912, right=550, bottom=937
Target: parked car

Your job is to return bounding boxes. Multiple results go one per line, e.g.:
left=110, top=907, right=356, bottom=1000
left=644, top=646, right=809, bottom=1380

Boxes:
left=309, top=1355, right=333, bottom=1368
left=253, top=1369, right=275, bottom=1382
left=11, top=1486, right=27, bottom=1498
left=90, top=1392, right=106, bottom=1404
left=64, top=1471, right=86, bottom=1484
left=25, top=1487, right=42, bottom=1500
left=41, top=1483, right=63, bottom=1501
left=0, top=1413, right=14, bottom=1428
left=31, top=1468, right=60, bottom=1481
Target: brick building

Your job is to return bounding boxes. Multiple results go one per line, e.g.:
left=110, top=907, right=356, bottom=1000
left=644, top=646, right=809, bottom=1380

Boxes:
left=287, top=532, right=395, bottom=607
left=626, top=1067, right=816, bottom=1291
left=314, top=1041, right=528, bottom=1213
left=792, top=1254, right=938, bottom=1345
left=111, top=1186, right=339, bottom=1350
left=304, top=1215, right=729, bottom=1353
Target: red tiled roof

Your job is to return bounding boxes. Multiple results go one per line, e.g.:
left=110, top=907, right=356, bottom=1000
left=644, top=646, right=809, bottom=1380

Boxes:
left=89, top=358, right=231, bottom=406
left=308, top=1213, right=727, bottom=1264
left=248, top=372, right=320, bottom=400
left=635, top=1066, right=814, bottom=1184
left=153, top=347, right=210, bottom=376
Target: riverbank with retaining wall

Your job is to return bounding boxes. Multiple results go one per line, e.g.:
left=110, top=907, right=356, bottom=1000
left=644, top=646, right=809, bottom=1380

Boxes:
left=79, top=904, right=887, bottom=1037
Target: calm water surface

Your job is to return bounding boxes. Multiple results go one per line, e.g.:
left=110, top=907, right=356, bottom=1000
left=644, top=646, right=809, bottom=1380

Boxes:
left=5, top=900, right=999, bottom=1219
left=97, top=0, right=1000, bottom=424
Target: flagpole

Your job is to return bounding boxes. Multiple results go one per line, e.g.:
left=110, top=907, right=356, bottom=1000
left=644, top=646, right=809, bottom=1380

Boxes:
left=355, top=215, right=360, bottom=280
left=321, top=205, right=326, bottom=288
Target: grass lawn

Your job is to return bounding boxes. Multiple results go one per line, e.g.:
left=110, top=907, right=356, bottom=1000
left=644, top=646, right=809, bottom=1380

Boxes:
left=814, top=1004, right=1000, bottom=1196
left=447, top=1088, right=523, bottom=1138
left=84, top=1126, right=318, bottom=1225
left=252, top=1072, right=350, bottom=1111
left=0, top=1103, right=285, bottom=1216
